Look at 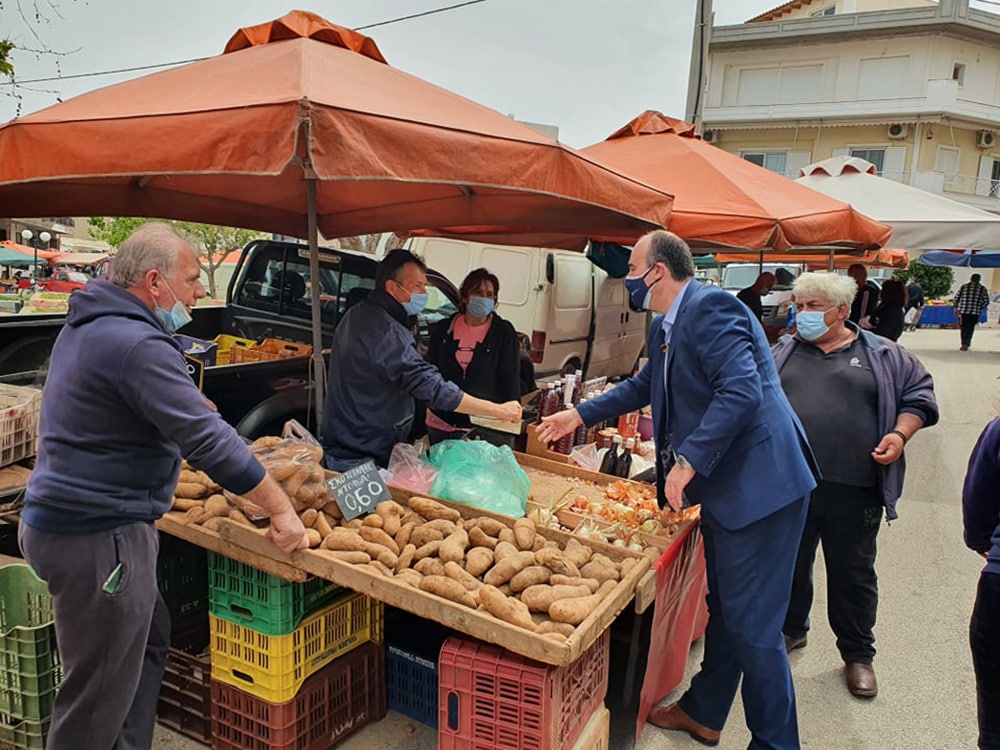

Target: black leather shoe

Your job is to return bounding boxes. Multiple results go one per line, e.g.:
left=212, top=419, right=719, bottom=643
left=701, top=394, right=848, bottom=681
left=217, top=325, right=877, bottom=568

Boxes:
left=784, top=634, right=808, bottom=652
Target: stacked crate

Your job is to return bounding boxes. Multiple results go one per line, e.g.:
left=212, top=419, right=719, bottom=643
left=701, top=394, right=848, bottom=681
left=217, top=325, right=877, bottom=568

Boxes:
left=0, top=564, right=60, bottom=750
left=384, top=611, right=453, bottom=729
left=206, top=552, right=386, bottom=749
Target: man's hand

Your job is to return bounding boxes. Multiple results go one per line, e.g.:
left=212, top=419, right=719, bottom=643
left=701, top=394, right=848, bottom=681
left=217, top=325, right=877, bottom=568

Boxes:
left=536, top=408, right=583, bottom=445
left=871, top=432, right=905, bottom=465
left=662, top=463, right=696, bottom=513
left=267, top=507, right=310, bottom=553
left=494, top=400, right=523, bottom=423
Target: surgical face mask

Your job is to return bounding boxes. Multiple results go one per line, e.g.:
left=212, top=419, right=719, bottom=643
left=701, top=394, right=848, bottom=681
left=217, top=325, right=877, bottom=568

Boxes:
left=795, top=307, right=834, bottom=341
left=467, top=295, right=495, bottom=318
left=624, top=266, right=659, bottom=313
left=402, top=292, right=429, bottom=316
left=154, top=277, right=192, bottom=334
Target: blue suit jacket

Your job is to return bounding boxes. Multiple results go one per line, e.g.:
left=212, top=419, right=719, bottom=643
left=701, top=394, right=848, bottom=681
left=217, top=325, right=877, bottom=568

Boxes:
left=578, top=282, right=818, bottom=530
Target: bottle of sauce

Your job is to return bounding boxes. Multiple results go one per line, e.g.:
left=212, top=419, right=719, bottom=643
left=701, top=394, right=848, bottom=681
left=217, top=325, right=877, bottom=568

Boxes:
left=573, top=396, right=590, bottom=446
left=554, top=376, right=576, bottom=454
left=600, top=435, right=622, bottom=475
left=538, top=383, right=558, bottom=422
left=616, top=437, right=635, bottom=478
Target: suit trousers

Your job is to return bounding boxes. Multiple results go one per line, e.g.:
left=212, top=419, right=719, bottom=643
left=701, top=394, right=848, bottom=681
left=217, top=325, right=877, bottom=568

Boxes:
left=961, top=314, right=980, bottom=347
left=971, top=571, right=1000, bottom=750
left=19, top=522, right=169, bottom=750
left=678, top=496, right=808, bottom=750
left=783, top=482, right=882, bottom=664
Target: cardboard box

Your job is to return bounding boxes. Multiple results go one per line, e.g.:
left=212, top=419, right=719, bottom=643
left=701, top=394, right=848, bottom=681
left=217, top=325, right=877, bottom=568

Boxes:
left=525, top=427, right=573, bottom=465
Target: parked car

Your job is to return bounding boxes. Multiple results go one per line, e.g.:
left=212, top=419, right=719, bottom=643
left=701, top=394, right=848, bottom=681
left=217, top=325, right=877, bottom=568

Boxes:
left=42, top=270, right=90, bottom=293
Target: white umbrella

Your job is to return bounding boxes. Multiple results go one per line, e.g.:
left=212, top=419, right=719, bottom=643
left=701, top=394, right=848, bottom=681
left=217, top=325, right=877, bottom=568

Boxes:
left=797, top=156, right=1000, bottom=251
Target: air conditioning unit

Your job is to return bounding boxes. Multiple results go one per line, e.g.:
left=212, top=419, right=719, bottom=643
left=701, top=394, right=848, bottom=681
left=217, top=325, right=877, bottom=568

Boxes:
left=702, top=129, right=718, bottom=144
left=977, top=130, right=996, bottom=149
left=887, top=123, right=908, bottom=140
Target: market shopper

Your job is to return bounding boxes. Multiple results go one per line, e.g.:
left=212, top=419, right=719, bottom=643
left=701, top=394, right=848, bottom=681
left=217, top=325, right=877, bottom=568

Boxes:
left=18, top=223, right=308, bottom=750
left=424, top=268, right=521, bottom=444
left=847, top=263, right=879, bottom=328
left=736, top=271, right=775, bottom=322
left=537, top=230, right=817, bottom=750
left=954, top=273, right=991, bottom=351
left=321, top=249, right=522, bottom=470
left=905, top=279, right=925, bottom=331
left=773, top=272, right=938, bottom=698
left=962, top=418, right=1000, bottom=750
left=870, top=277, right=907, bottom=342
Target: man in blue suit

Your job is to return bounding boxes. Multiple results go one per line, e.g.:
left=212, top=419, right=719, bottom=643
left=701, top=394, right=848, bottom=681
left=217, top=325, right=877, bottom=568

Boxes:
left=538, top=230, right=818, bottom=749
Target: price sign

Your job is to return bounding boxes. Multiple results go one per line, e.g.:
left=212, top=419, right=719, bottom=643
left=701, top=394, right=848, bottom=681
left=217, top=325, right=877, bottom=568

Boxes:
left=184, top=355, right=205, bottom=392
left=327, top=460, right=391, bottom=521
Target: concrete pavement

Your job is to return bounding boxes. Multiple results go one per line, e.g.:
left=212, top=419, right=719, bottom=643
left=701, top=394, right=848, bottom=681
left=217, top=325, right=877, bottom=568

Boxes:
left=154, top=326, right=993, bottom=750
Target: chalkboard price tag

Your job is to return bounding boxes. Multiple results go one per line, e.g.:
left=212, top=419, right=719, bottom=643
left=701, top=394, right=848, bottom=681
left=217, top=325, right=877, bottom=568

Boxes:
left=327, top=461, right=391, bottom=521
left=184, top=354, right=205, bottom=392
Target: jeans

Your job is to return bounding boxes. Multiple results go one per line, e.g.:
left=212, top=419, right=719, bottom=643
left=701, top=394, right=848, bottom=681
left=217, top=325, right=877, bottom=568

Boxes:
left=971, top=571, right=1000, bottom=750
left=784, top=482, right=882, bottom=664
left=960, top=314, right=980, bottom=347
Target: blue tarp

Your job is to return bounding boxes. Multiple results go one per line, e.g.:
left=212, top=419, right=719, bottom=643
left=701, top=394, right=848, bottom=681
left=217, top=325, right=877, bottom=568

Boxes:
left=917, top=250, right=1000, bottom=268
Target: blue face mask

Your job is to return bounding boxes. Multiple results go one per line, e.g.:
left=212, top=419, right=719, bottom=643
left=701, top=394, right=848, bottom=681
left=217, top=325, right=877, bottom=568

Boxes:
left=795, top=308, right=834, bottom=341
left=154, top=279, right=192, bottom=333
left=624, top=266, right=658, bottom=313
left=467, top=295, right=495, bottom=318
left=402, top=292, right=429, bottom=316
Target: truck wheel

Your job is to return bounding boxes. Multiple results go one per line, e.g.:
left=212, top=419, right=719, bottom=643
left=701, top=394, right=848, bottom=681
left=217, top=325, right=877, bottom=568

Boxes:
left=561, top=358, right=582, bottom=376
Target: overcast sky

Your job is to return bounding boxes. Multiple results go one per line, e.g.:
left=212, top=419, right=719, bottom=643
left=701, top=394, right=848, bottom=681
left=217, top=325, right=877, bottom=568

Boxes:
left=0, top=0, right=788, bottom=147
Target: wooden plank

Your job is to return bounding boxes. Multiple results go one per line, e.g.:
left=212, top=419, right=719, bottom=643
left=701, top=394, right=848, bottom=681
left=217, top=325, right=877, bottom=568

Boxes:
left=635, top=570, right=657, bottom=614
left=155, top=514, right=308, bottom=582
left=516, top=450, right=626, bottom=486
left=572, top=706, right=610, bottom=750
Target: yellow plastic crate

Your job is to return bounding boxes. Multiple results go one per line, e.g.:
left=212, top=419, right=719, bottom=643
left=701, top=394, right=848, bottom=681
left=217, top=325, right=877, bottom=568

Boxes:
left=211, top=335, right=255, bottom=366
left=209, top=591, right=382, bottom=702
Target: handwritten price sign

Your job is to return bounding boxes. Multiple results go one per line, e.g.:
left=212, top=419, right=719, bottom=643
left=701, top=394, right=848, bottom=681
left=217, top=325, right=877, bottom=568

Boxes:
left=327, top=460, right=391, bottom=521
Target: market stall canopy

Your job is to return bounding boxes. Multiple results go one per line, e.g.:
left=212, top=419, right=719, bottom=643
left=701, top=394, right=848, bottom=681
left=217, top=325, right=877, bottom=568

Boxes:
left=0, top=241, right=62, bottom=260
left=797, top=156, right=1000, bottom=251
left=580, top=112, right=891, bottom=252
left=52, top=252, right=110, bottom=266
left=713, top=248, right=909, bottom=270
left=0, top=10, right=673, bottom=249
left=0, top=248, right=45, bottom=266
left=916, top=249, right=1000, bottom=268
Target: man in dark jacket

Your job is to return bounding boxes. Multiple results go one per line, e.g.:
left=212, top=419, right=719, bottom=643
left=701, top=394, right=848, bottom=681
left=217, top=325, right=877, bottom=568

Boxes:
left=847, top=263, right=880, bottom=327
left=954, top=273, right=991, bottom=351
left=19, top=223, right=308, bottom=750
left=321, top=249, right=521, bottom=470
left=736, top=271, right=775, bottom=322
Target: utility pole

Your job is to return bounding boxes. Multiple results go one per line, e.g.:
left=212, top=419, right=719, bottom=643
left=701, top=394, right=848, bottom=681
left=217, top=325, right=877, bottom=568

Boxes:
left=685, top=0, right=713, bottom=131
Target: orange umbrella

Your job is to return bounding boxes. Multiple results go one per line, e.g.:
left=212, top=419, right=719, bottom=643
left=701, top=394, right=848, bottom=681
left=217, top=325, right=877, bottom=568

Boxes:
left=581, top=111, right=891, bottom=252
left=713, top=248, right=909, bottom=270
left=0, top=241, right=62, bottom=261
left=0, top=12, right=671, bottom=247
left=0, top=11, right=674, bottom=421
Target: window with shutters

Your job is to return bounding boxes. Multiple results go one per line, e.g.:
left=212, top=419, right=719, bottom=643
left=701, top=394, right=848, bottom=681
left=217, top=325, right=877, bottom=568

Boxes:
left=935, top=146, right=960, bottom=188
left=848, top=146, right=907, bottom=182
left=741, top=150, right=812, bottom=178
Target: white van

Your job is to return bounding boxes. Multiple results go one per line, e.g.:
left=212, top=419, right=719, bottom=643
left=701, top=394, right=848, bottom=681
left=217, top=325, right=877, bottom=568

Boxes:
left=409, top=237, right=647, bottom=379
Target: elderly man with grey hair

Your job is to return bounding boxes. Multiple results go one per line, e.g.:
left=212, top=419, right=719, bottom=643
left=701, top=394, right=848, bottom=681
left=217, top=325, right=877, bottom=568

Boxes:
left=773, top=271, right=938, bottom=699
left=19, top=222, right=308, bottom=750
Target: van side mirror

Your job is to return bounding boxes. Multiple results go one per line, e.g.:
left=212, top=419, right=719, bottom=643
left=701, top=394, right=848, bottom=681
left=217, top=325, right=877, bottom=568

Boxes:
left=545, top=253, right=555, bottom=284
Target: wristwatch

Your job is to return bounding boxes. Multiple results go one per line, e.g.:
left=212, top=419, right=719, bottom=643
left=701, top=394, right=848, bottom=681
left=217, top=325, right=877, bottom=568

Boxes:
left=675, top=454, right=693, bottom=471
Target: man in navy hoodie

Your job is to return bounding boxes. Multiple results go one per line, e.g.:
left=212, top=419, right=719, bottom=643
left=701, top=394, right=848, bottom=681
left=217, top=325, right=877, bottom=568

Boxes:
left=18, top=223, right=308, bottom=750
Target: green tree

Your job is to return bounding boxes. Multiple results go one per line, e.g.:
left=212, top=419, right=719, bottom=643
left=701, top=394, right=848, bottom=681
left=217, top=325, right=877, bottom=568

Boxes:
left=893, top=264, right=954, bottom=300
left=87, top=217, right=146, bottom=248
left=0, top=40, right=14, bottom=78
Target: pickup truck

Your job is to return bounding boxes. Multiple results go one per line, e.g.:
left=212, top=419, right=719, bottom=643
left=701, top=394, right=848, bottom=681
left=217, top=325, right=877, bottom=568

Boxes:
left=0, top=240, right=461, bottom=438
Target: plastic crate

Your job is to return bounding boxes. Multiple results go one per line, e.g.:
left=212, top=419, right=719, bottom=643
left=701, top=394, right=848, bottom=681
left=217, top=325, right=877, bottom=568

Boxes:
left=438, top=630, right=610, bottom=750
left=0, top=387, right=41, bottom=469
left=211, top=640, right=386, bottom=750
left=207, top=552, right=341, bottom=636
left=158, top=534, right=209, bottom=630
left=385, top=614, right=452, bottom=729
left=210, top=591, right=382, bottom=702
left=174, top=335, right=218, bottom=367
left=0, top=716, right=47, bottom=750
left=228, top=338, right=312, bottom=364
left=211, top=335, right=255, bottom=366
left=156, top=647, right=210, bottom=745
left=0, top=565, right=59, bottom=724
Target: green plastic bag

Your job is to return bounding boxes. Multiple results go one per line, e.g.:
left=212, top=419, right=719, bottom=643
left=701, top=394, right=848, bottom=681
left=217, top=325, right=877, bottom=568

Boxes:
left=428, top=440, right=530, bottom=517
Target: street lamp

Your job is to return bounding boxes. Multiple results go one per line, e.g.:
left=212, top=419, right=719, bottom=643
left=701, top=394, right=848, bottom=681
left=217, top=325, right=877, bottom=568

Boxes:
left=20, top=229, right=34, bottom=281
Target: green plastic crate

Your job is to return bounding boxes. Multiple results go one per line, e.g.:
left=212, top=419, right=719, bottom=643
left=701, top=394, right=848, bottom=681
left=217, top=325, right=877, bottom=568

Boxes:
left=0, top=715, right=48, bottom=750
left=0, top=566, right=59, bottom=723
left=207, top=553, right=341, bottom=636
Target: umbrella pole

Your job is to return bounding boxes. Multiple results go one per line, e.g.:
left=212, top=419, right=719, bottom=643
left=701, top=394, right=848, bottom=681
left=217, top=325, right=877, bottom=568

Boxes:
left=827, top=248, right=835, bottom=272
left=307, top=178, right=326, bottom=432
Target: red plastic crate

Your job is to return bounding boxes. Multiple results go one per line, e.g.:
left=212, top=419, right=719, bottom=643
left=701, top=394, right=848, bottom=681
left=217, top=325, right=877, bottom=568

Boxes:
left=210, top=640, right=386, bottom=750
left=438, top=631, right=610, bottom=750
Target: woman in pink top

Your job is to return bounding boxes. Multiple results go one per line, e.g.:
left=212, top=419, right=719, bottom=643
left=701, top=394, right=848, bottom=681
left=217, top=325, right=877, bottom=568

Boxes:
left=424, top=268, right=521, bottom=444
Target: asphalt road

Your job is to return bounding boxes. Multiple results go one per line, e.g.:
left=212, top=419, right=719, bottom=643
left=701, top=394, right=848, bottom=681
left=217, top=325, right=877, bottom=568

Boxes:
left=154, top=325, right=994, bottom=750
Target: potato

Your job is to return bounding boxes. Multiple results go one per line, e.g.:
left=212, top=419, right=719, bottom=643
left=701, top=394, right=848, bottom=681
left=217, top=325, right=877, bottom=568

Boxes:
left=620, top=557, right=639, bottom=576
left=359, top=527, right=400, bottom=555
left=395, top=521, right=416, bottom=549
left=563, top=538, right=592, bottom=568
left=465, top=547, right=494, bottom=578
left=375, top=500, right=403, bottom=536
left=414, top=557, right=446, bottom=577
left=410, top=526, right=445, bottom=549
left=305, top=528, right=323, bottom=547
left=408, top=497, right=461, bottom=522
left=370, top=560, right=394, bottom=577
left=322, top=501, right=343, bottom=520
left=520, top=584, right=594, bottom=613
left=202, top=494, right=231, bottom=520
left=269, top=460, right=298, bottom=482
left=342, top=518, right=364, bottom=530
left=535, top=548, right=581, bottom=577
left=228, top=509, right=254, bottom=527
left=421, top=575, right=476, bottom=607
left=542, top=632, right=569, bottom=642
left=400, top=511, right=425, bottom=527
left=439, top=529, right=469, bottom=564
left=468, top=526, right=498, bottom=549
left=513, top=518, right=536, bottom=551
left=493, top=541, right=520, bottom=562
left=202, top=517, right=225, bottom=532
left=181, top=505, right=205, bottom=524
left=498, top=528, right=516, bottom=545
left=321, top=529, right=368, bottom=553
left=178, top=469, right=204, bottom=485
left=532, top=536, right=546, bottom=552
left=548, top=581, right=617, bottom=625
left=300, top=508, right=319, bottom=528
left=480, top=585, right=534, bottom=630
left=484, top=556, right=531, bottom=587
left=313, top=549, right=371, bottom=564
left=362, top=513, right=384, bottom=529
left=364, top=545, right=398, bottom=570
left=551, top=574, right=600, bottom=593
left=444, top=561, right=481, bottom=592
left=475, top=518, right=506, bottom=536
left=171, top=498, right=202, bottom=512
left=395, top=569, right=423, bottom=588
left=174, top=482, right=208, bottom=500
left=509, top=566, right=551, bottom=594
left=536, top=620, right=575, bottom=637
left=413, top=540, right=443, bottom=561
left=314, top=512, right=334, bottom=540
left=581, top=556, right=620, bottom=583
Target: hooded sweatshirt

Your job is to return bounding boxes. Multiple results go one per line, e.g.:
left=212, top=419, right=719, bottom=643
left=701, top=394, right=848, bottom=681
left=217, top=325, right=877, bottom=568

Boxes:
left=23, top=280, right=264, bottom=533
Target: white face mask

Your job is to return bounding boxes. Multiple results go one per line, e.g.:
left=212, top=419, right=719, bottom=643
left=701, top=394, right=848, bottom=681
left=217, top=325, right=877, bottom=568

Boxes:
left=153, top=277, right=192, bottom=333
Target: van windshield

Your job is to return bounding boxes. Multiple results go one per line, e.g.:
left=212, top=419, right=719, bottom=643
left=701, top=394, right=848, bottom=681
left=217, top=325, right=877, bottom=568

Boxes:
left=721, top=265, right=799, bottom=291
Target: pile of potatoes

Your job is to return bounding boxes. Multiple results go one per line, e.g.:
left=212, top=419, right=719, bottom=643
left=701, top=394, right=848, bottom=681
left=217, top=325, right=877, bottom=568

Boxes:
left=308, top=496, right=639, bottom=640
